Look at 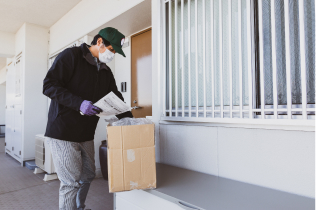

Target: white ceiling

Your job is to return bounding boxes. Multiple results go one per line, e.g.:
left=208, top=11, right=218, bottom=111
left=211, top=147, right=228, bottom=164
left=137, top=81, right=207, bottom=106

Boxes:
left=0, top=0, right=82, bottom=33
left=0, top=57, right=6, bottom=70
left=88, top=0, right=151, bottom=39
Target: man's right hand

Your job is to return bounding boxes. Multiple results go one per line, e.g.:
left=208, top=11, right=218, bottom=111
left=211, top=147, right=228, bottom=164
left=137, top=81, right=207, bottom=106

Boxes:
left=80, top=100, right=103, bottom=116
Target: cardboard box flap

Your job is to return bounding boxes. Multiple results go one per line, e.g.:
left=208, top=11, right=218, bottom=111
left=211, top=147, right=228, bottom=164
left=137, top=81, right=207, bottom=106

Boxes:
left=122, top=124, right=155, bottom=150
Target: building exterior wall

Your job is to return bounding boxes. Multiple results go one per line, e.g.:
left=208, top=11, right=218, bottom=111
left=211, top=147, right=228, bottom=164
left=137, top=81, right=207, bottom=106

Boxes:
left=158, top=123, right=315, bottom=198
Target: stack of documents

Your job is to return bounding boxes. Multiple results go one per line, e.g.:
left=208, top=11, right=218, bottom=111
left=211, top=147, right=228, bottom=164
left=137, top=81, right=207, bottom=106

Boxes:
left=94, top=92, right=131, bottom=117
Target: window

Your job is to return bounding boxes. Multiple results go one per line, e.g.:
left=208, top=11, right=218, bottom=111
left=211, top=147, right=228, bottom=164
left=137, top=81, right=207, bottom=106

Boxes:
left=163, top=0, right=315, bottom=121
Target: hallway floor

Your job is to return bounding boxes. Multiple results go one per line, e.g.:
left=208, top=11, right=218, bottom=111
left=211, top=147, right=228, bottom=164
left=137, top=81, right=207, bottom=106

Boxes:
left=0, top=138, right=113, bottom=210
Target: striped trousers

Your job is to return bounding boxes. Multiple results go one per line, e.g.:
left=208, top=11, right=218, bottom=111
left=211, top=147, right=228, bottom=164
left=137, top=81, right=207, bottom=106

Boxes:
left=46, top=137, right=96, bottom=210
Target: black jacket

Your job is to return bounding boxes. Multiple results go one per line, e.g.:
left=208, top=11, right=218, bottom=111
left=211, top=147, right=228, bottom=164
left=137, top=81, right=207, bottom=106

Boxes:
left=43, top=43, right=133, bottom=142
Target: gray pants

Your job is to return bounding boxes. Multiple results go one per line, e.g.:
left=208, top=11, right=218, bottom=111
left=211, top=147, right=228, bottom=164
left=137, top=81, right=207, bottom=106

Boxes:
left=47, top=137, right=96, bottom=210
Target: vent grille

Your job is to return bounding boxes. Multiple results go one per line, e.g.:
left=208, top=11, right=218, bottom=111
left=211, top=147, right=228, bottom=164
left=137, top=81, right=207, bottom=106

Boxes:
left=35, top=136, right=45, bottom=170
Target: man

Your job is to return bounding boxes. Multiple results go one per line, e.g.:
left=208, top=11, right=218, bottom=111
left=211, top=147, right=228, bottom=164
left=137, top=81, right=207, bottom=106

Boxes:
left=43, top=27, right=133, bottom=210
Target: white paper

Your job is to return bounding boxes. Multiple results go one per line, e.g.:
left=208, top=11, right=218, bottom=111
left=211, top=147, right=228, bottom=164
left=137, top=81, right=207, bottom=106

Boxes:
left=94, top=92, right=131, bottom=117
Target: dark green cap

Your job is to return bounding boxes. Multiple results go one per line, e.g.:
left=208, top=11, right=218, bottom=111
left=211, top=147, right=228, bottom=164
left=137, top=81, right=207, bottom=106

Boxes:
left=98, top=27, right=126, bottom=57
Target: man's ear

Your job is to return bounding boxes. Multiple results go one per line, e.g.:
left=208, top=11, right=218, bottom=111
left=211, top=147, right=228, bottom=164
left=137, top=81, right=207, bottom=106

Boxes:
left=97, top=37, right=103, bottom=46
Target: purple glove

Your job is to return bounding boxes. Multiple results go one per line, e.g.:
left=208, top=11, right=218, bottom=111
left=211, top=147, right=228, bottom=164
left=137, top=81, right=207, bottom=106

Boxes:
left=80, top=100, right=103, bottom=116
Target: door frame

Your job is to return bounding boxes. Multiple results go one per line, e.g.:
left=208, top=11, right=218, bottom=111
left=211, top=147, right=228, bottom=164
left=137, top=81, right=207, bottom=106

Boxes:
left=130, top=27, right=152, bottom=117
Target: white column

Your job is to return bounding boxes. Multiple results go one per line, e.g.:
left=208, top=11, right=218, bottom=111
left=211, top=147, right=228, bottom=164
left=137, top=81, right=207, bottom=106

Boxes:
left=238, top=0, right=243, bottom=118
left=298, top=0, right=307, bottom=119
left=175, top=0, right=178, bottom=117
left=219, top=0, right=223, bottom=118
left=181, top=0, right=185, bottom=117
left=271, top=0, right=278, bottom=119
left=195, top=0, right=199, bottom=117
left=168, top=0, right=172, bottom=117
left=258, top=0, right=265, bottom=119
left=247, top=0, right=253, bottom=119
left=203, top=0, right=206, bottom=117
left=188, top=0, right=192, bottom=117
left=284, top=0, right=292, bottom=119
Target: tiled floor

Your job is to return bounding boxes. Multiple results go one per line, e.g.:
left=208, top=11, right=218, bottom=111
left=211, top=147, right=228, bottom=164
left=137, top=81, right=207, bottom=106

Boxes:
left=0, top=138, right=113, bottom=210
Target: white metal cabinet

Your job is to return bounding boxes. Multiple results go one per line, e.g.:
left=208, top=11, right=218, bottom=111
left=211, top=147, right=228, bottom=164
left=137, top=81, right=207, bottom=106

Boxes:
left=5, top=24, right=48, bottom=165
left=5, top=56, right=23, bottom=163
left=5, top=61, right=16, bottom=155
left=14, top=59, right=22, bottom=105
left=6, top=62, right=15, bottom=107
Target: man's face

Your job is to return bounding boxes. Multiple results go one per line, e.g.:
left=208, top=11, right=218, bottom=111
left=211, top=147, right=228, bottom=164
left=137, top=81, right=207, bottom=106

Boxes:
left=97, top=38, right=116, bottom=54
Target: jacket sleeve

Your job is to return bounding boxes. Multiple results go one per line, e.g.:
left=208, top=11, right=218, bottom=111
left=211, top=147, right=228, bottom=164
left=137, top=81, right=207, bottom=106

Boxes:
left=108, top=70, right=134, bottom=119
left=43, top=48, right=84, bottom=111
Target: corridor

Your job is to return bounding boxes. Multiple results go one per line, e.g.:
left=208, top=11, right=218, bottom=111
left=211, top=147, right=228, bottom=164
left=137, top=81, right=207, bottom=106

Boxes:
left=0, top=137, right=113, bottom=210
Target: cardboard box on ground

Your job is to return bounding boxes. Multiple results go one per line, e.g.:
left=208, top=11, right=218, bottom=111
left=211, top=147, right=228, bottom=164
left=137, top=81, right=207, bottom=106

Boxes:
left=106, top=118, right=156, bottom=193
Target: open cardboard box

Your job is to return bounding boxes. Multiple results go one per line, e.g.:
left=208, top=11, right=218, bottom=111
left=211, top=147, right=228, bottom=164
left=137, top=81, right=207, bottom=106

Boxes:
left=107, top=123, right=156, bottom=193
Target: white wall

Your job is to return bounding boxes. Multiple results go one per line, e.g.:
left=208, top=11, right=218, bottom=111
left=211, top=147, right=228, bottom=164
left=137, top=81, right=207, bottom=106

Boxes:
left=15, top=24, right=26, bottom=55
left=15, top=23, right=49, bottom=159
left=0, top=84, right=5, bottom=125
left=49, top=0, right=144, bottom=55
left=0, top=66, right=6, bottom=84
left=106, top=56, right=115, bottom=76
left=158, top=124, right=315, bottom=198
left=115, top=41, right=131, bottom=106
left=0, top=31, right=15, bottom=57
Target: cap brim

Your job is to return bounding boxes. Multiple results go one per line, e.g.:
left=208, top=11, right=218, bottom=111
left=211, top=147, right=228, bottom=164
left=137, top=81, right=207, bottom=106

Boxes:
left=112, top=43, right=126, bottom=57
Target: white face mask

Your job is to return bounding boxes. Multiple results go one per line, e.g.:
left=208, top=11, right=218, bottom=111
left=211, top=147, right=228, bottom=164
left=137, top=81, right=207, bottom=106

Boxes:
left=99, top=48, right=115, bottom=63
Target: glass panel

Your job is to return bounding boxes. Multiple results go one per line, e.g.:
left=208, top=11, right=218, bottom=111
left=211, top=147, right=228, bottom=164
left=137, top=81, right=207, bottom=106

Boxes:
left=222, top=0, right=230, bottom=106
left=164, top=0, right=314, bottom=119
left=171, top=0, right=176, bottom=108
left=262, top=0, right=274, bottom=106
left=197, top=0, right=204, bottom=110
left=232, top=0, right=240, bottom=106
left=177, top=0, right=182, bottom=110
left=288, top=0, right=302, bottom=105
left=165, top=2, right=170, bottom=110
left=190, top=0, right=197, bottom=113
left=183, top=0, right=189, bottom=111
left=205, top=0, right=212, bottom=108
left=274, top=0, right=287, bottom=105
left=304, top=0, right=315, bottom=104
left=214, top=0, right=221, bottom=107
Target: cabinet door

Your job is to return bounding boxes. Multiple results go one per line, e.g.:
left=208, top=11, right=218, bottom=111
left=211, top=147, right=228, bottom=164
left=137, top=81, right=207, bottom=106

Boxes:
left=6, top=63, right=13, bottom=106
left=14, top=58, right=22, bottom=105
left=5, top=108, right=13, bottom=153
left=13, top=105, right=22, bottom=158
